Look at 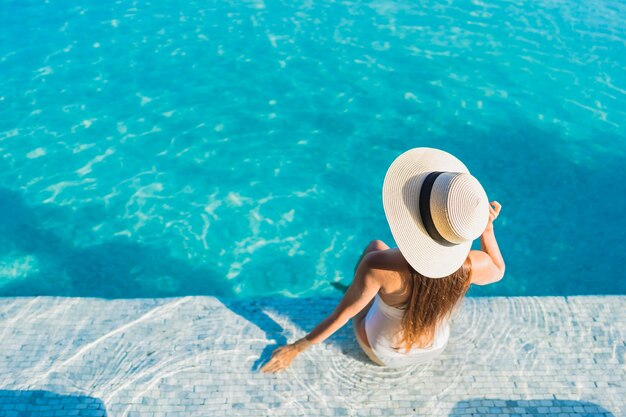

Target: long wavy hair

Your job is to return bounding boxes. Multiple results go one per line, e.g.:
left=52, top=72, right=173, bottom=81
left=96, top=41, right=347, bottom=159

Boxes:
left=396, top=257, right=471, bottom=351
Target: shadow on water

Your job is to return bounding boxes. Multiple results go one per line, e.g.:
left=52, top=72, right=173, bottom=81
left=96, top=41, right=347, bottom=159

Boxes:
left=0, top=187, right=233, bottom=299
left=449, top=399, right=615, bottom=416
left=0, top=187, right=363, bottom=368
left=423, top=118, right=626, bottom=297
left=0, top=390, right=107, bottom=416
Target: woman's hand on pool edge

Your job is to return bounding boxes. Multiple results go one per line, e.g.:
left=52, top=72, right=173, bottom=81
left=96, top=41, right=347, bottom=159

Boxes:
left=260, top=338, right=312, bottom=373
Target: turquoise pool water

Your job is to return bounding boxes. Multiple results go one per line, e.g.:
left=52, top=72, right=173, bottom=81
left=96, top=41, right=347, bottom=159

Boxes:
left=1, top=0, right=625, bottom=298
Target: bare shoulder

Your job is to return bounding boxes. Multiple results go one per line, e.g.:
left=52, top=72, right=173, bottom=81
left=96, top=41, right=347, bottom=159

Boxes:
left=362, top=248, right=411, bottom=288
left=363, top=248, right=412, bottom=299
left=364, top=248, right=410, bottom=272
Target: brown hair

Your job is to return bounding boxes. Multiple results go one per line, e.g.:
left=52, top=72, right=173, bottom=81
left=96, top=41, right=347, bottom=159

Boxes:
left=396, top=257, right=471, bottom=351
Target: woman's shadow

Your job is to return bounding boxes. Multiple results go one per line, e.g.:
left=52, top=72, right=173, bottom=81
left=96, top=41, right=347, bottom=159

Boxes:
left=0, top=187, right=366, bottom=371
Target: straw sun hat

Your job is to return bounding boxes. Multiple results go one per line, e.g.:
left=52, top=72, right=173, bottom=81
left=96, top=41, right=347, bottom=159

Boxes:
left=382, top=147, right=490, bottom=278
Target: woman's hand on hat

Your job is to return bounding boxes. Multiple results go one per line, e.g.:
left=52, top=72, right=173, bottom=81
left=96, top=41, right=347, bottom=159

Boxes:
left=484, top=201, right=501, bottom=232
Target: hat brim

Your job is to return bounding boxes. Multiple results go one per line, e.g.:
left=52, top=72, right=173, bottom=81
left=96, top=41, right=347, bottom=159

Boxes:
left=382, top=147, right=471, bottom=278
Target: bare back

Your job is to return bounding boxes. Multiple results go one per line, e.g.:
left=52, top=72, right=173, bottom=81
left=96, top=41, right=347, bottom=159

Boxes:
left=366, top=248, right=415, bottom=308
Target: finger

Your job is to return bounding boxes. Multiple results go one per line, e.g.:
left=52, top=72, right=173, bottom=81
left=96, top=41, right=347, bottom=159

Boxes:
left=263, top=364, right=278, bottom=373
left=262, top=357, right=283, bottom=371
left=260, top=360, right=275, bottom=373
left=268, top=358, right=286, bottom=369
left=263, top=362, right=281, bottom=373
left=267, top=363, right=284, bottom=373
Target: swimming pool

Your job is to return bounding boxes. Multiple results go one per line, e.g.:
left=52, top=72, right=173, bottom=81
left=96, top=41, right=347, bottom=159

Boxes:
left=1, top=0, right=624, bottom=298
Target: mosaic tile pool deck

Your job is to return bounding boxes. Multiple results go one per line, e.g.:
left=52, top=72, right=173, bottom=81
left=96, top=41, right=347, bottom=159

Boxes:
left=0, top=295, right=623, bottom=416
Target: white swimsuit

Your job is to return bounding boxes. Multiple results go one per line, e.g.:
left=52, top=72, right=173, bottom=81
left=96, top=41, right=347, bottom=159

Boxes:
left=364, top=293, right=451, bottom=368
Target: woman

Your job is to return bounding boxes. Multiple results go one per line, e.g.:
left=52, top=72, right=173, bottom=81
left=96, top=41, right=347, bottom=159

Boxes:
left=260, top=148, right=505, bottom=372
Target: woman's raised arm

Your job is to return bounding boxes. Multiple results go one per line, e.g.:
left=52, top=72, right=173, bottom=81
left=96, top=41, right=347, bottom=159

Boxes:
left=469, top=201, right=505, bottom=285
